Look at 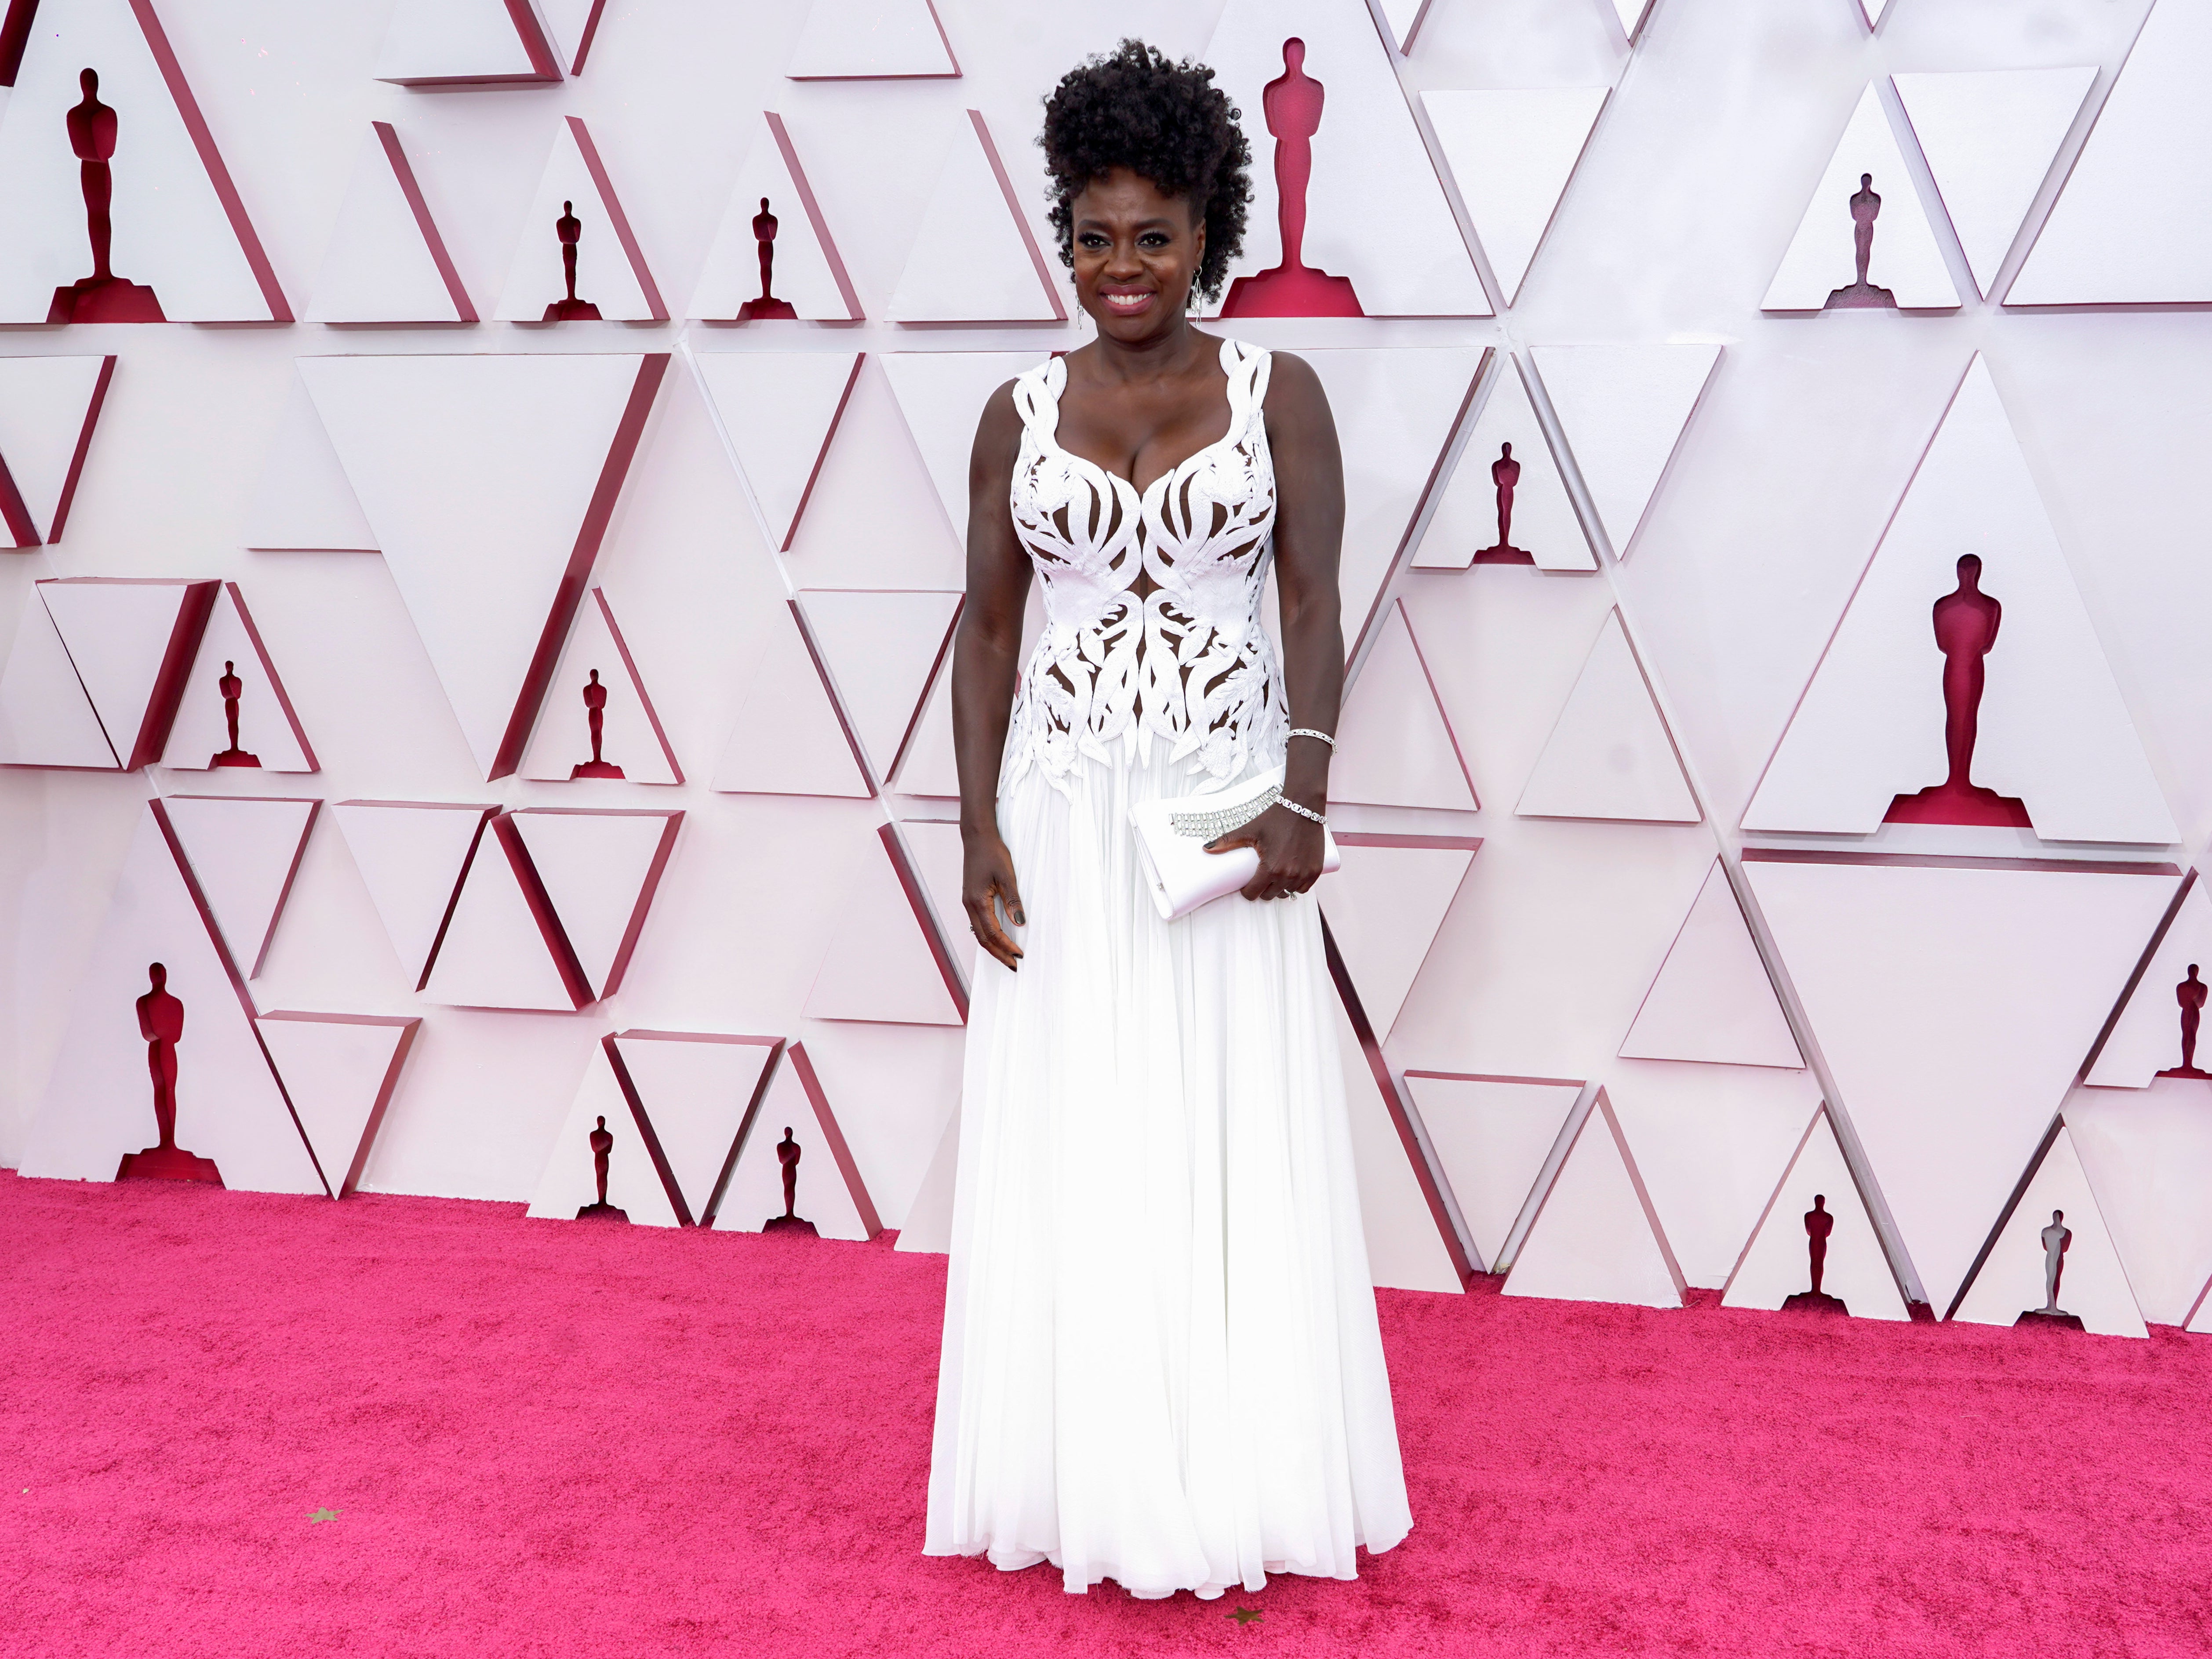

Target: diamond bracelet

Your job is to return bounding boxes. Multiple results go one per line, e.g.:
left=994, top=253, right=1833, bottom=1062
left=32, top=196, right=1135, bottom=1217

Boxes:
left=1287, top=728, right=1336, bottom=748
left=1169, top=786, right=1328, bottom=839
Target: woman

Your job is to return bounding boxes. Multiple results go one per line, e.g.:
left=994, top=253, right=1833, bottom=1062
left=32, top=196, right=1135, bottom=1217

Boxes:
left=924, top=40, right=1411, bottom=1600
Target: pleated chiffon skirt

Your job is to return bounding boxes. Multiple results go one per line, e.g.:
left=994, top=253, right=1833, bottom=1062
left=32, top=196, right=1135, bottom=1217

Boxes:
left=924, top=745, right=1412, bottom=1598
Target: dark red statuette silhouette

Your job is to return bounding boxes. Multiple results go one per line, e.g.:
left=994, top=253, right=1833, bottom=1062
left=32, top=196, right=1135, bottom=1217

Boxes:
left=2159, top=965, right=2211, bottom=1079
left=576, top=1113, right=627, bottom=1220
left=2018, top=1209, right=2081, bottom=1329
left=49, top=68, right=166, bottom=324
left=1782, top=1194, right=1847, bottom=1313
left=1825, top=172, right=1896, bottom=311
left=762, top=1125, right=817, bottom=1234
left=1219, top=39, right=1363, bottom=319
left=116, top=963, right=221, bottom=1183
left=735, top=196, right=797, bottom=322
left=543, top=200, right=603, bottom=322
left=1884, top=555, right=2031, bottom=828
left=209, top=659, right=260, bottom=768
left=1470, top=442, right=1535, bottom=566
left=570, top=668, right=625, bottom=779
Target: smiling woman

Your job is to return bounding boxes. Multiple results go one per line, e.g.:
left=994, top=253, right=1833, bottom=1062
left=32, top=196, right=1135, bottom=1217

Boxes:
left=922, top=39, right=1412, bottom=1605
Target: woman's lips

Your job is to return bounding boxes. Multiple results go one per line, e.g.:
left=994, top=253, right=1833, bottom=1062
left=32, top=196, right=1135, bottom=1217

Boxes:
left=1100, top=289, right=1155, bottom=314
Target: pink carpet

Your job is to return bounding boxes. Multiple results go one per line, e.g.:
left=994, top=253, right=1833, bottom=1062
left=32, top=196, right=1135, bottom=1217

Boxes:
left=2, top=1170, right=2207, bottom=1657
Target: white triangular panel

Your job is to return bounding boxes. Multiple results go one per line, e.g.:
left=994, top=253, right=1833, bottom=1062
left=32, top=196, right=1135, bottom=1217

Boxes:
left=374, top=0, right=557, bottom=85
left=1857, top=0, right=1892, bottom=26
left=1893, top=69, right=2096, bottom=299
left=799, top=589, right=960, bottom=783
left=20, top=809, right=325, bottom=1195
left=694, top=351, right=863, bottom=550
left=1203, top=0, right=1488, bottom=317
left=242, top=373, right=378, bottom=552
left=713, top=1052, right=877, bottom=1240
left=160, top=584, right=316, bottom=774
left=1423, top=88, right=1608, bottom=306
left=1722, top=1106, right=1908, bottom=1319
left=1404, top=1072, right=1581, bottom=1267
left=1619, top=861, right=1801, bottom=1067
left=329, top=801, right=491, bottom=988
left=300, top=352, right=664, bottom=779
left=886, top=112, right=1061, bottom=321
left=39, top=577, right=211, bottom=770
left=519, top=589, right=681, bottom=785
left=711, top=602, right=871, bottom=799
left=1517, top=611, right=1697, bottom=823
left=420, top=831, right=577, bottom=1012
left=786, top=0, right=958, bottom=79
left=159, top=795, right=318, bottom=979
left=306, top=123, right=473, bottom=324
left=1321, top=838, right=1478, bottom=1039
left=689, top=117, right=861, bottom=321
left=2085, top=877, right=2212, bottom=1087
left=1305, top=347, right=1484, bottom=653
left=1954, top=1125, right=2147, bottom=1338
left=2010, top=2, right=2212, bottom=305
left=1742, top=357, right=2179, bottom=844
left=0, top=0, right=287, bottom=321
left=0, top=354, right=110, bottom=545
left=1531, top=345, right=1717, bottom=559
left=506, top=808, right=680, bottom=1001
left=1331, top=600, right=1477, bottom=812
left=493, top=117, right=662, bottom=322
left=879, top=351, right=1036, bottom=550
left=526, top=1046, right=681, bottom=1227
left=255, top=1012, right=418, bottom=1198
left=2066, top=1080, right=2212, bottom=1323
left=893, top=1102, right=960, bottom=1253
left=1416, top=356, right=1594, bottom=572
left=0, top=595, right=118, bottom=768
left=1762, top=83, right=1958, bottom=312
left=609, top=1031, right=779, bottom=1226
left=892, top=661, right=960, bottom=799
left=805, top=833, right=960, bottom=1026
left=1505, top=1093, right=1684, bottom=1308
left=1614, top=0, right=1655, bottom=41
left=1744, top=853, right=2177, bottom=1311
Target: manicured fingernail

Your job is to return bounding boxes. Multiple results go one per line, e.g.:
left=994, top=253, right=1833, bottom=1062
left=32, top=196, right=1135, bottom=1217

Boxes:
left=1011, top=908, right=1025, bottom=925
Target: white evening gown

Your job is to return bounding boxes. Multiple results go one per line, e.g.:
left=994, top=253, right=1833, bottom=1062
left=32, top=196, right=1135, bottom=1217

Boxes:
left=924, top=339, right=1412, bottom=1599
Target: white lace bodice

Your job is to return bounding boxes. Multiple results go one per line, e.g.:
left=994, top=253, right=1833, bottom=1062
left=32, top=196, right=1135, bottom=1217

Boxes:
left=1001, top=338, right=1287, bottom=793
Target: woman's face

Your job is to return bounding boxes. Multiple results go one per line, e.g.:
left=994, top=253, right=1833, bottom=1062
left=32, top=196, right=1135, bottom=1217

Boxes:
left=1070, top=167, right=1205, bottom=344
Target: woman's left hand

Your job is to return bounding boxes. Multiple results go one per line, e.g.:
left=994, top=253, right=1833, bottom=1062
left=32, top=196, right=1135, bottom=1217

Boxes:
left=1205, top=804, right=1327, bottom=901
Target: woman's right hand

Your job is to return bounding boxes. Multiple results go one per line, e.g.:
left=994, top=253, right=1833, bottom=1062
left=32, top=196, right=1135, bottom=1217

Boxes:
left=962, top=829, right=1026, bottom=972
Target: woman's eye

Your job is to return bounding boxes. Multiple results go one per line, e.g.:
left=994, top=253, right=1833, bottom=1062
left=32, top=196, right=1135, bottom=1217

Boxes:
left=1139, top=233, right=1169, bottom=248
left=1077, top=233, right=1108, bottom=249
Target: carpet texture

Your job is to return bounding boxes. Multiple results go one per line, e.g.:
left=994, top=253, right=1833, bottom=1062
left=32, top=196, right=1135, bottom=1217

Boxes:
left=1, top=1169, right=2208, bottom=1658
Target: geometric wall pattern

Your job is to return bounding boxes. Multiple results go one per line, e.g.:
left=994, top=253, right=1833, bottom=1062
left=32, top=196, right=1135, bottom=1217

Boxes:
left=12, top=0, right=2212, bottom=1354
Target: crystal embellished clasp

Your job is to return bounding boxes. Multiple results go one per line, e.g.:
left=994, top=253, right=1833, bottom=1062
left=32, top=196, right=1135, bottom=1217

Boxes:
left=1170, top=787, right=1281, bottom=839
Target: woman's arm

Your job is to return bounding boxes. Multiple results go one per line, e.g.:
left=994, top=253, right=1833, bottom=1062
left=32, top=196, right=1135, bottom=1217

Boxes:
left=952, top=381, right=1033, bottom=969
left=1207, top=350, right=1344, bottom=900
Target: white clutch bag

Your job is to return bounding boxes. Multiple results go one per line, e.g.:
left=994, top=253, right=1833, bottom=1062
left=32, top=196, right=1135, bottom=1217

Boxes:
left=1129, top=766, right=1340, bottom=922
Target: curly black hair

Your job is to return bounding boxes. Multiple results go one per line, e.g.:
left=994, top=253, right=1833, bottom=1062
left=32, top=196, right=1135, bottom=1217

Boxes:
left=1040, top=40, right=1252, bottom=307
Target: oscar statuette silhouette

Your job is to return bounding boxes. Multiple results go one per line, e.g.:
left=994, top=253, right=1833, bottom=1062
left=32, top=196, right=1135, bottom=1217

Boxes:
left=735, top=197, right=797, bottom=321
left=2156, top=965, right=2210, bottom=1079
left=570, top=669, right=625, bottom=779
left=1782, top=1195, right=1846, bottom=1313
left=209, top=661, right=260, bottom=769
left=49, top=69, right=166, bottom=323
left=1219, top=39, right=1363, bottom=318
left=1470, top=442, right=1535, bottom=565
left=1884, top=555, right=2032, bottom=828
left=543, top=200, right=604, bottom=321
left=762, top=1126, right=817, bottom=1235
left=1825, top=173, right=1897, bottom=310
left=2018, top=1209, right=2082, bottom=1329
left=576, top=1114, right=629, bottom=1219
left=116, top=963, right=222, bottom=1183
